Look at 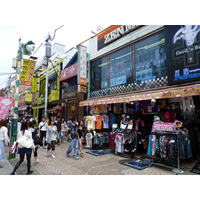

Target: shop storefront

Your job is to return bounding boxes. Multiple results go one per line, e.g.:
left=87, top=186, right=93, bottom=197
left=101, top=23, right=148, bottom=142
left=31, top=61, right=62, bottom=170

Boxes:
left=60, top=51, right=87, bottom=121
left=79, top=25, right=200, bottom=172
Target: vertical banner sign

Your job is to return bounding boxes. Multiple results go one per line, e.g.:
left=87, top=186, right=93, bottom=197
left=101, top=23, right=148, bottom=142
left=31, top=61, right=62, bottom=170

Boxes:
left=77, top=45, right=87, bottom=85
left=20, top=59, right=36, bottom=86
left=32, top=77, right=37, bottom=93
left=0, top=98, right=15, bottom=120
left=165, top=25, right=200, bottom=85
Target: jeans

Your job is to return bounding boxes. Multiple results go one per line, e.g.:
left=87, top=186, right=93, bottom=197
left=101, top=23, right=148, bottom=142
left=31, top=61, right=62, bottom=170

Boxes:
left=66, top=139, right=78, bottom=158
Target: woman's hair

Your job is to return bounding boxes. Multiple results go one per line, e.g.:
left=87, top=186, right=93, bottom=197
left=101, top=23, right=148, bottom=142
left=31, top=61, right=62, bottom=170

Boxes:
left=28, top=121, right=34, bottom=128
left=21, top=121, right=28, bottom=131
left=0, top=119, right=8, bottom=128
left=48, top=120, right=54, bottom=126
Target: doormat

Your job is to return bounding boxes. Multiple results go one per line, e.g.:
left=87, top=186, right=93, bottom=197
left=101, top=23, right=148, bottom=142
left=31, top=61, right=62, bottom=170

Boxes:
left=190, top=160, right=200, bottom=174
left=86, top=149, right=112, bottom=156
left=121, top=159, right=153, bottom=170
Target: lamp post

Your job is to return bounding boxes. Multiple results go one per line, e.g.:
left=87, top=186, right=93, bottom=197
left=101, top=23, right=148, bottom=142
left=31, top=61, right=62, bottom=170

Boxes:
left=9, top=38, right=35, bottom=159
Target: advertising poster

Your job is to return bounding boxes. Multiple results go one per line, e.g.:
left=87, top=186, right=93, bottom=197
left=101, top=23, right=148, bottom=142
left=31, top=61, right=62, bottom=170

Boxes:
left=0, top=98, right=15, bottom=120
left=165, top=25, right=200, bottom=85
left=20, top=59, right=36, bottom=86
left=77, top=45, right=87, bottom=85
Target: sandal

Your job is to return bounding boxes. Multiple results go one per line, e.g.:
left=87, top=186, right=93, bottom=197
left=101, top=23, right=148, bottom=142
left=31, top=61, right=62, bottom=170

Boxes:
left=80, top=153, right=84, bottom=158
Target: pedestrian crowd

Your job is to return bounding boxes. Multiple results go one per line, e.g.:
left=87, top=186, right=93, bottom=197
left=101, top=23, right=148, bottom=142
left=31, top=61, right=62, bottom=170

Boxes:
left=0, top=116, right=85, bottom=175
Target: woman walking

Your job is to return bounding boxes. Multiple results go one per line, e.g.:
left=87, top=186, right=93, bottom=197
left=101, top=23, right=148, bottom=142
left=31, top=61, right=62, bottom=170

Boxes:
left=10, top=121, right=35, bottom=175
left=61, top=118, right=67, bottom=143
left=46, top=120, right=58, bottom=158
left=0, top=119, right=9, bottom=168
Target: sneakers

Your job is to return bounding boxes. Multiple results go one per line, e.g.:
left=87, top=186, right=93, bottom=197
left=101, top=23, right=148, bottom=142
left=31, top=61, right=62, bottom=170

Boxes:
left=40, top=146, right=43, bottom=149
left=51, top=155, right=55, bottom=158
left=44, top=146, right=47, bottom=149
left=74, top=156, right=79, bottom=160
left=66, top=151, right=70, bottom=157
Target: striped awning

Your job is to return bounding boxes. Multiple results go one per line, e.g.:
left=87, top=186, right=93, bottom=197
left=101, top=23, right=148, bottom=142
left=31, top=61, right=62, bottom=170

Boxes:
left=79, top=83, right=200, bottom=107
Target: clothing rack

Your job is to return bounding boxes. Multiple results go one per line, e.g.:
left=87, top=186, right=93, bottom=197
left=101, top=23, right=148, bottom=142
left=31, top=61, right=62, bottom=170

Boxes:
left=151, top=131, right=184, bottom=174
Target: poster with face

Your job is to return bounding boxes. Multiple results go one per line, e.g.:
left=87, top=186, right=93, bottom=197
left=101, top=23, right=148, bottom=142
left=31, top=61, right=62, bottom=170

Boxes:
left=165, top=25, right=200, bottom=85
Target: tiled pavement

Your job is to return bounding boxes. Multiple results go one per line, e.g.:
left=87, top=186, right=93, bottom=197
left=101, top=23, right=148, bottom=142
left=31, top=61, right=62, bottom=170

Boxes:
left=0, top=141, right=198, bottom=175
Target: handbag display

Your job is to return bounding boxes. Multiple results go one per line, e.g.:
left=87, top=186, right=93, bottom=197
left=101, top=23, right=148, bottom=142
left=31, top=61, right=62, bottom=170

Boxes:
left=18, top=135, right=32, bottom=148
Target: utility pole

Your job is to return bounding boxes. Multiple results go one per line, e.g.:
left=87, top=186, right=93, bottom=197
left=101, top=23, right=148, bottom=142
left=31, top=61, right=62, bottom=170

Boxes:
left=44, top=25, right=64, bottom=118
left=9, top=38, right=35, bottom=159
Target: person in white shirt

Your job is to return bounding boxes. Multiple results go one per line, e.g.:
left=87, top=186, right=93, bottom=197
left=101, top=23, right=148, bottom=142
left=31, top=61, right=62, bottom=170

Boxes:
left=0, top=119, right=9, bottom=168
left=38, top=117, right=48, bottom=148
left=46, top=120, right=58, bottom=158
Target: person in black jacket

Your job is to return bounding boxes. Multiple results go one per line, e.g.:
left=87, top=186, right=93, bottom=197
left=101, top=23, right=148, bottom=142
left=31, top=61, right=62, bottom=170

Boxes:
left=28, top=121, right=39, bottom=164
left=66, top=118, right=79, bottom=160
left=54, top=116, right=61, bottom=145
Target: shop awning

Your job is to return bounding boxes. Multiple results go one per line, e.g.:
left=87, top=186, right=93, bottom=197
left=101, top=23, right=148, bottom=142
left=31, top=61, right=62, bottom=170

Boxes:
left=32, top=104, right=45, bottom=109
left=79, top=83, right=200, bottom=106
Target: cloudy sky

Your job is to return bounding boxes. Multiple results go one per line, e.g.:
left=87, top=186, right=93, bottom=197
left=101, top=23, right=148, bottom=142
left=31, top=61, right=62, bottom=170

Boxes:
left=0, top=24, right=109, bottom=88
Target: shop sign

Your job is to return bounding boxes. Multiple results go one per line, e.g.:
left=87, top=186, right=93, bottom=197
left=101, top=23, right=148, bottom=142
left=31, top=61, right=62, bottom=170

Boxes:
left=60, top=63, right=78, bottom=82
left=165, top=25, right=200, bottom=85
left=18, top=96, right=26, bottom=106
left=98, top=25, right=141, bottom=50
left=63, top=91, right=77, bottom=98
left=25, top=93, right=33, bottom=102
left=78, top=85, right=87, bottom=93
left=77, top=45, right=87, bottom=85
left=20, top=59, right=36, bottom=86
left=31, top=77, right=37, bottom=93
left=51, top=90, right=59, bottom=101
left=152, top=122, right=176, bottom=132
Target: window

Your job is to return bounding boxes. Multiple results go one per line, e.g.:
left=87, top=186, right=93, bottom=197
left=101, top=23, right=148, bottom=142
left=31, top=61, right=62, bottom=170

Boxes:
left=109, top=46, right=133, bottom=87
left=91, top=57, right=108, bottom=91
left=135, top=32, right=166, bottom=82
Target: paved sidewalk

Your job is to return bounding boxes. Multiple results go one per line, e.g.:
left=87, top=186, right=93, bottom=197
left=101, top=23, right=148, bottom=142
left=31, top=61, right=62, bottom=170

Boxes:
left=0, top=141, right=198, bottom=175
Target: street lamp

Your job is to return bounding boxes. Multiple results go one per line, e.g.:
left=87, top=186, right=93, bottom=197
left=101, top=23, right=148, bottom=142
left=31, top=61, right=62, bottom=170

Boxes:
left=9, top=38, right=35, bottom=159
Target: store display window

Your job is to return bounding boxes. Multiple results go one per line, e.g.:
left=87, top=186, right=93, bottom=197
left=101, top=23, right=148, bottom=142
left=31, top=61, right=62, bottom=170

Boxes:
left=135, top=32, right=167, bottom=82
left=91, top=56, right=108, bottom=91
left=109, top=46, right=133, bottom=87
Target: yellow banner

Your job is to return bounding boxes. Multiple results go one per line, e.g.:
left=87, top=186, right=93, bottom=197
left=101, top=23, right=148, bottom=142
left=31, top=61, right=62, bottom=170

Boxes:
left=51, top=90, right=59, bottom=101
left=21, top=59, right=36, bottom=86
left=31, top=77, right=37, bottom=93
left=25, top=93, right=32, bottom=102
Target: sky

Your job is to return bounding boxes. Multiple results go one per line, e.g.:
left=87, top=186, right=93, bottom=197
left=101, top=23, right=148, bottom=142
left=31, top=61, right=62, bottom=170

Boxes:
left=0, top=24, right=109, bottom=88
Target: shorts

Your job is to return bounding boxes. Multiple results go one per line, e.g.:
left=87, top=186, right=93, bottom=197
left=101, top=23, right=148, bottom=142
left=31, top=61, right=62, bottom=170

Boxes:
left=47, top=140, right=56, bottom=151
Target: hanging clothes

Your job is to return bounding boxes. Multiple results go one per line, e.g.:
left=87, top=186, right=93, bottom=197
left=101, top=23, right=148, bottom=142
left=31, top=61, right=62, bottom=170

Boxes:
left=114, top=134, right=125, bottom=153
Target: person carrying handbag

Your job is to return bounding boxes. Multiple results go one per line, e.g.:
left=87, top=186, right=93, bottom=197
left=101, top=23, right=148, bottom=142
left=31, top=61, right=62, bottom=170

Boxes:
left=10, top=121, right=35, bottom=175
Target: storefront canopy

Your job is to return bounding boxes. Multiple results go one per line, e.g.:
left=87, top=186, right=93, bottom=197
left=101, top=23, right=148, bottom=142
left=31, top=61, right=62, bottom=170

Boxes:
left=79, top=83, right=200, bottom=107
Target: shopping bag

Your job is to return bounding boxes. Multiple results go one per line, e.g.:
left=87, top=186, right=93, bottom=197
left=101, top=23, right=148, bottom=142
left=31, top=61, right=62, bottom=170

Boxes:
left=9, top=141, right=19, bottom=153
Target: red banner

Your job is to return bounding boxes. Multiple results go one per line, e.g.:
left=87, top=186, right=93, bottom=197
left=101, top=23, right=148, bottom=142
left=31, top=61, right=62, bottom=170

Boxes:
left=60, top=63, right=78, bottom=82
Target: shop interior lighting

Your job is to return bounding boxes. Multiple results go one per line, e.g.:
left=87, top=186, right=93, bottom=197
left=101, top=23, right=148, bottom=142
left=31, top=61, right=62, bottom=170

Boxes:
left=137, top=38, right=165, bottom=51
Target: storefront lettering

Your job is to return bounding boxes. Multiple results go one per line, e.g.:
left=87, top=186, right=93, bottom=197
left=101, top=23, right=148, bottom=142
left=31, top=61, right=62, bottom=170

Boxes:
left=104, top=25, right=140, bottom=44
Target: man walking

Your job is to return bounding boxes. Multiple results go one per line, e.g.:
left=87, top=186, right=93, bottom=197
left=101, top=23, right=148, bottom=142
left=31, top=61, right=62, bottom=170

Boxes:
left=38, top=117, right=48, bottom=148
left=66, top=118, right=79, bottom=159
